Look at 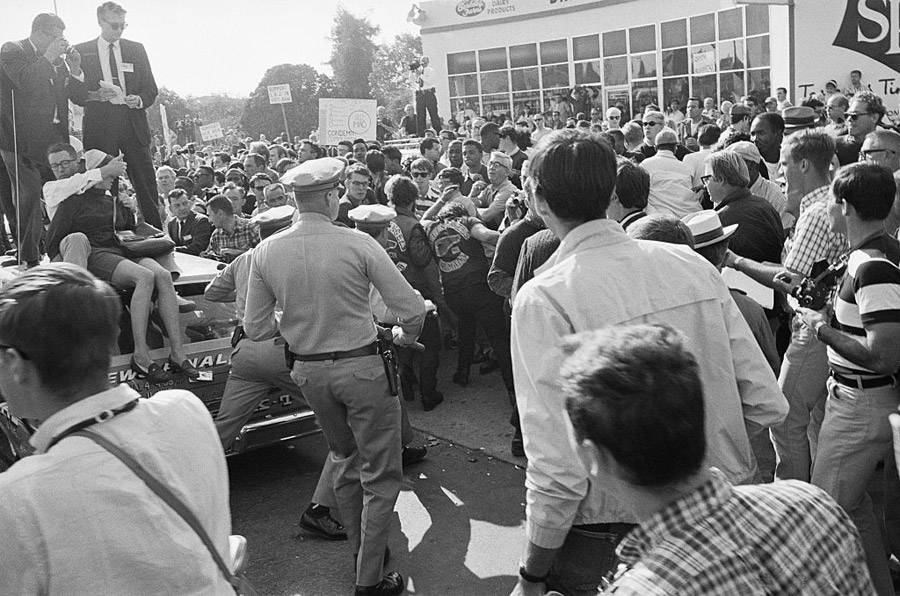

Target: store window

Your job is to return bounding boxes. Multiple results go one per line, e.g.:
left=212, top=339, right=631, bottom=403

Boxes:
left=718, top=40, right=744, bottom=71
left=746, top=35, right=769, bottom=69
left=603, top=30, right=627, bottom=56
left=541, top=64, right=570, bottom=89
left=478, top=47, right=508, bottom=71
left=509, top=43, right=538, bottom=68
left=720, top=71, right=745, bottom=103
left=718, top=8, right=743, bottom=40
left=661, top=19, right=687, bottom=49
left=604, top=56, right=628, bottom=86
left=449, top=74, right=478, bottom=97
left=690, top=13, right=715, bottom=45
left=662, top=49, right=688, bottom=77
left=575, top=61, right=602, bottom=85
left=573, top=34, right=600, bottom=61
left=482, top=94, right=511, bottom=119
left=746, top=5, right=769, bottom=36
left=481, top=70, right=509, bottom=94
left=633, top=80, right=659, bottom=116
left=631, top=53, right=657, bottom=80
left=511, top=67, right=540, bottom=92
left=447, top=51, right=476, bottom=75
left=540, top=39, right=568, bottom=65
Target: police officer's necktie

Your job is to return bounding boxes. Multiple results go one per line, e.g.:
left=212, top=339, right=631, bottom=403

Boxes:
left=108, top=42, right=120, bottom=88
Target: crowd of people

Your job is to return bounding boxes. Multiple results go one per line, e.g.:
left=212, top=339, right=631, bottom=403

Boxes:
left=4, top=3, right=900, bottom=595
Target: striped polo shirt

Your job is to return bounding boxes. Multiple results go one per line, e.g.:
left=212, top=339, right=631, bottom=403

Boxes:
left=829, top=233, right=900, bottom=375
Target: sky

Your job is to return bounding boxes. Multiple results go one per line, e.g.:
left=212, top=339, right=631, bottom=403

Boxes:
left=3, top=0, right=420, bottom=97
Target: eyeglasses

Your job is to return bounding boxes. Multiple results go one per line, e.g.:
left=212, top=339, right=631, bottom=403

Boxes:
left=700, top=174, right=713, bottom=185
left=49, top=159, right=76, bottom=170
left=608, top=116, right=621, bottom=120
left=347, top=180, right=369, bottom=187
left=846, top=112, right=870, bottom=121
left=102, top=20, right=127, bottom=31
left=411, top=171, right=430, bottom=178
left=860, top=148, right=896, bottom=160
left=642, top=121, right=661, bottom=127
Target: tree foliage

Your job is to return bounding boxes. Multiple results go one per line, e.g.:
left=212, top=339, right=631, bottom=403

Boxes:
left=328, top=7, right=379, bottom=99
left=239, top=63, right=333, bottom=140
left=369, top=33, right=422, bottom=119
left=147, top=87, right=192, bottom=139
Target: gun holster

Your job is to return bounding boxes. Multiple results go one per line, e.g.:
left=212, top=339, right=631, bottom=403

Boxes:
left=376, top=326, right=400, bottom=397
left=284, top=344, right=296, bottom=371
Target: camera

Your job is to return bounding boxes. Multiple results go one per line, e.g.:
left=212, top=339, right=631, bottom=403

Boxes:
left=790, top=257, right=848, bottom=311
left=408, top=60, right=422, bottom=72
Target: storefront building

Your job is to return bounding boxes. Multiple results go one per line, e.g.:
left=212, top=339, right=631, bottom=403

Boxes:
left=415, top=0, right=900, bottom=122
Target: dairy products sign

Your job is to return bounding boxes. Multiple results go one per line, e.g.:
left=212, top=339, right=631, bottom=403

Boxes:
left=833, top=0, right=900, bottom=72
left=455, top=0, right=515, bottom=18
left=456, top=0, right=485, bottom=16
left=318, top=99, right=377, bottom=145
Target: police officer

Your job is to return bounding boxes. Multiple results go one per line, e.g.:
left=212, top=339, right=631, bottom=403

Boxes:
left=204, top=205, right=346, bottom=541
left=244, top=158, right=425, bottom=596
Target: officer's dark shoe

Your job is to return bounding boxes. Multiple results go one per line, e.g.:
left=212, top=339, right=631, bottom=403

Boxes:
left=479, top=358, right=499, bottom=375
left=355, top=571, right=404, bottom=595
left=299, top=505, right=347, bottom=540
left=421, top=391, right=444, bottom=412
left=402, top=445, right=427, bottom=467
left=511, top=428, right=525, bottom=458
left=452, top=368, right=469, bottom=387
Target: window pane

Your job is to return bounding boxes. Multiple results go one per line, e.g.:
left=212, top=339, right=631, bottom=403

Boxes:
left=662, top=19, right=687, bottom=49
left=606, top=88, right=632, bottom=121
left=573, top=35, right=600, bottom=60
left=510, top=67, right=540, bottom=91
left=479, top=47, right=508, bottom=71
left=718, top=40, right=744, bottom=71
left=747, top=68, right=771, bottom=97
left=631, top=53, right=657, bottom=79
left=662, top=48, right=688, bottom=76
left=663, top=77, right=690, bottom=117
left=449, top=74, right=478, bottom=97
left=541, top=64, right=570, bottom=88
left=633, top=80, right=659, bottom=114
left=746, top=36, right=769, bottom=68
left=509, top=43, right=538, bottom=68
left=690, top=13, right=715, bottom=44
left=692, top=75, right=718, bottom=104
left=719, top=71, right=745, bottom=103
left=480, top=70, right=509, bottom=94
left=718, top=8, right=743, bottom=40
left=451, top=97, right=478, bottom=119
left=482, top=94, right=511, bottom=119
left=541, top=39, right=568, bottom=64
left=691, top=44, right=716, bottom=74
left=604, top=56, right=628, bottom=86
left=746, top=5, right=769, bottom=36
left=543, top=88, right=569, bottom=114
left=630, top=25, right=656, bottom=53
left=575, top=61, right=602, bottom=84
left=603, top=30, right=627, bottom=56
left=513, top=91, right=542, bottom=117
left=447, top=51, right=476, bottom=75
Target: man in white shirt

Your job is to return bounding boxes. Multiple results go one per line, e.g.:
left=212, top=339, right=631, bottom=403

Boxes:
left=414, top=56, right=441, bottom=136
left=0, top=263, right=233, bottom=594
left=641, top=128, right=699, bottom=218
left=509, top=130, right=787, bottom=596
left=681, top=123, right=721, bottom=189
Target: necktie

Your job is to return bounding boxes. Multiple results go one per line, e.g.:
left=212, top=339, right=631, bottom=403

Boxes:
left=108, top=42, right=120, bottom=88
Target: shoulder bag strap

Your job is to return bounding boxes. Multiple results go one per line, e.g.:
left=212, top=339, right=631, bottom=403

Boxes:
left=72, top=429, right=236, bottom=585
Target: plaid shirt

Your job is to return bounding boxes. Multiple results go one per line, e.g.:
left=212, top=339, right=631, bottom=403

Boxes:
left=206, top=216, right=258, bottom=258
left=782, top=185, right=846, bottom=276
left=604, top=469, right=873, bottom=595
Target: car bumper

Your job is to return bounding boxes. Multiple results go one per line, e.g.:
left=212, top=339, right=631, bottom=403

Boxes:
left=228, top=409, right=321, bottom=455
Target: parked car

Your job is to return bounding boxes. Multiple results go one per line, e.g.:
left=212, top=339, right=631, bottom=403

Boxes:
left=0, top=253, right=320, bottom=472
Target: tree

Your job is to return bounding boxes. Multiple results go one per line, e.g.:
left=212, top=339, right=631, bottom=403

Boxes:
left=328, top=7, right=379, bottom=99
left=194, top=94, right=245, bottom=134
left=240, top=63, right=332, bottom=140
left=147, top=87, right=194, bottom=140
left=369, top=33, right=422, bottom=119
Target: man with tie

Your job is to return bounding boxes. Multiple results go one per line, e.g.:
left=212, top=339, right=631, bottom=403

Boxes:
left=69, top=2, right=163, bottom=228
left=166, top=188, right=212, bottom=256
left=0, top=13, right=78, bottom=268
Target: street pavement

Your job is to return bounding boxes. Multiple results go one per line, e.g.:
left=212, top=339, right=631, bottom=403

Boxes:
left=229, top=358, right=529, bottom=595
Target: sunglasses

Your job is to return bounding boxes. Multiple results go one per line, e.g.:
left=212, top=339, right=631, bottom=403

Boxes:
left=608, top=116, right=621, bottom=120
left=860, top=148, right=896, bottom=159
left=49, top=158, right=77, bottom=170
left=411, top=171, right=430, bottom=178
left=103, top=20, right=127, bottom=31
left=700, top=175, right=713, bottom=185
left=642, top=121, right=661, bottom=127
left=846, top=112, right=870, bottom=121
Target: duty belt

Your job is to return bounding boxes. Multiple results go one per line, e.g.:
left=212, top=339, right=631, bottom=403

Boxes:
left=293, top=342, right=378, bottom=362
left=830, top=370, right=897, bottom=389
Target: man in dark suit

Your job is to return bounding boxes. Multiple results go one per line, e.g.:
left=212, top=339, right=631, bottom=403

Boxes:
left=69, top=1, right=162, bottom=228
left=166, top=188, right=212, bottom=256
left=0, top=13, right=77, bottom=267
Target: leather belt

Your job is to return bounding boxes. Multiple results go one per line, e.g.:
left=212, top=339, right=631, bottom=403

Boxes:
left=294, top=342, right=378, bottom=362
left=830, top=370, right=896, bottom=389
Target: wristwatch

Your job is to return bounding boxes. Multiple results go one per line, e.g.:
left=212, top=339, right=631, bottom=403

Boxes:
left=814, top=320, right=827, bottom=340
left=518, top=563, right=549, bottom=584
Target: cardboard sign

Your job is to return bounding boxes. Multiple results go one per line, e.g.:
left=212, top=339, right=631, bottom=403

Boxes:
left=318, top=98, right=377, bottom=145
left=267, top=84, right=293, bottom=105
left=198, top=122, right=224, bottom=142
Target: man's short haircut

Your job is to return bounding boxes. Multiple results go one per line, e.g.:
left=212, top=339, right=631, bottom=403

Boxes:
left=243, top=153, right=266, bottom=168
left=782, top=129, right=836, bottom=174
left=32, top=13, right=65, bottom=35
left=0, top=263, right=120, bottom=398
left=851, top=69, right=862, bottom=77
left=174, top=176, right=194, bottom=191
left=365, top=150, right=386, bottom=174
left=385, top=174, right=418, bottom=209
left=167, top=188, right=189, bottom=203
left=382, top=146, right=402, bottom=162
left=853, top=90, right=886, bottom=119
left=627, top=215, right=695, bottom=247
left=439, top=167, right=464, bottom=187
left=46, top=142, right=76, bottom=158
left=754, top=112, right=785, bottom=136
left=419, top=137, right=441, bottom=154
left=345, top=162, right=372, bottom=180
left=499, top=125, right=518, bottom=141
left=206, top=194, right=234, bottom=216
left=866, top=129, right=900, bottom=153
left=827, top=94, right=850, bottom=110
left=480, top=122, right=499, bottom=138
left=697, top=124, right=722, bottom=147
left=563, top=324, right=706, bottom=487
left=622, top=121, right=644, bottom=147
left=440, top=130, right=458, bottom=140
left=248, top=142, right=270, bottom=161
left=529, top=130, right=617, bottom=222
left=615, top=162, right=650, bottom=210
left=249, top=172, right=272, bottom=186
left=410, top=157, right=434, bottom=174
left=776, top=87, right=787, bottom=94
left=222, top=181, right=246, bottom=197
left=263, top=182, right=287, bottom=199
left=156, top=165, right=176, bottom=178
left=709, top=151, right=750, bottom=187
left=731, top=111, right=751, bottom=125
left=832, top=162, right=896, bottom=221
left=352, top=138, right=366, bottom=146
left=687, top=96, right=701, bottom=106
left=97, top=1, right=126, bottom=18
left=462, top=139, right=484, bottom=153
